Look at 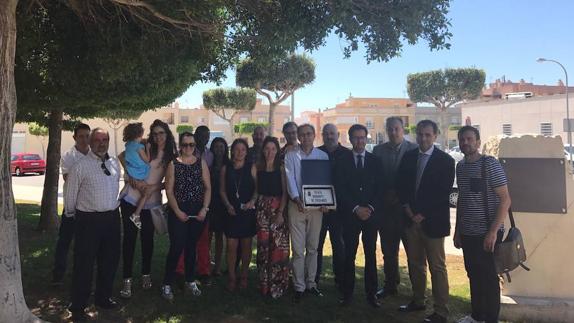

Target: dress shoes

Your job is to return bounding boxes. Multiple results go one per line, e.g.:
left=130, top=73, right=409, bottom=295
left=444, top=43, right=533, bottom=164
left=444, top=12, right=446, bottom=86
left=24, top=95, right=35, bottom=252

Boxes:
left=70, top=311, right=90, bottom=322
left=423, top=312, right=447, bottom=323
left=398, top=301, right=426, bottom=312
left=95, top=298, right=119, bottom=310
left=366, top=295, right=381, bottom=308
left=375, top=287, right=398, bottom=299
left=338, top=296, right=353, bottom=307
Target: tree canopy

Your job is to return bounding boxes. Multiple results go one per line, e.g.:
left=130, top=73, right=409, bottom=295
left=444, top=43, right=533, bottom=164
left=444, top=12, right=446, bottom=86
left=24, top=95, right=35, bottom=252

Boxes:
left=407, top=68, right=485, bottom=110
left=407, top=67, right=485, bottom=147
left=203, top=87, right=257, bottom=137
left=176, top=125, right=194, bottom=134
left=236, top=54, right=315, bottom=133
left=234, top=122, right=269, bottom=135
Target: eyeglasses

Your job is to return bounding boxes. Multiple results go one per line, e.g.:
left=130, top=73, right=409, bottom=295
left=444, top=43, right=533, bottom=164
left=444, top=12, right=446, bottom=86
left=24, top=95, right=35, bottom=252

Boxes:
left=152, top=131, right=166, bottom=136
left=101, top=162, right=111, bottom=176
left=181, top=143, right=196, bottom=149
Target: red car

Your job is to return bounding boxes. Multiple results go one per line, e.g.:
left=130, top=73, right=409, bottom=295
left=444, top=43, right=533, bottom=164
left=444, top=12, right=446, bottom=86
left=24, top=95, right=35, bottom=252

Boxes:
left=11, top=153, right=46, bottom=176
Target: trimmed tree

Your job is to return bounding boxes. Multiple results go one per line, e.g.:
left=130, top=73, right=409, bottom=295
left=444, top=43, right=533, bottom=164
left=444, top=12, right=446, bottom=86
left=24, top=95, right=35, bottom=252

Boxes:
left=203, top=88, right=257, bottom=138
left=1, top=0, right=453, bottom=320
left=27, top=123, right=48, bottom=159
left=100, top=109, right=145, bottom=156
left=176, top=125, right=194, bottom=134
left=236, top=55, right=315, bottom=134
left=407, top=68, right=485, bottom=148
left=235, top=122, right=269, bottom=135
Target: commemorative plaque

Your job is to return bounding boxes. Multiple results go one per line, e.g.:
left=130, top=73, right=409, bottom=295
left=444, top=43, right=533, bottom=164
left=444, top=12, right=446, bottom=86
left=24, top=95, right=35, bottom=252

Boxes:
left=301, top=160, right=336, bottom=209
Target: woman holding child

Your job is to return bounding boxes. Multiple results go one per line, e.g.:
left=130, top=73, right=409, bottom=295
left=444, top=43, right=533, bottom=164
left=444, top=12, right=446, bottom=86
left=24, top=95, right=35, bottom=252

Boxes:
left=118, top=120, right=177, bottom=298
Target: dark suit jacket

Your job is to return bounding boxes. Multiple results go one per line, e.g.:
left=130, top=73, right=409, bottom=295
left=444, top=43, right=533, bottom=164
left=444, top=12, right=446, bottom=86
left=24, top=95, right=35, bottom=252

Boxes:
left=397, top=147, right=455, bottom=238
left=335, top=150, right=384, bottom=224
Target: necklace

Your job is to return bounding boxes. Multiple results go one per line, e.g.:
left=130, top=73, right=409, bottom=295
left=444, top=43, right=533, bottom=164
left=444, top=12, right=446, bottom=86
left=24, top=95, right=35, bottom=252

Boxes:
left=233, top=165, right=244, bottom=199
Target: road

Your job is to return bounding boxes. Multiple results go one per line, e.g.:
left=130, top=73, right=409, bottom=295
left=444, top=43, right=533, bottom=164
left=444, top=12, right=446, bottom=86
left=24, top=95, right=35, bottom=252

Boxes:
left=11, top=174, right=462, bottom=256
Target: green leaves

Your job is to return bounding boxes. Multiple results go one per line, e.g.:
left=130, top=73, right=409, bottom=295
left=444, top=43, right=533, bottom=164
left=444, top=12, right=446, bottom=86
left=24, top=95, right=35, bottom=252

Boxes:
left=234, top=122, right=269, bottom=134
left=202, top=88, right=257, bottom=121
left=27, top=123, right=48, bottom=137
left=176, top=125, right=194, bottom=134
left=407, top=68, right=486, bottom=109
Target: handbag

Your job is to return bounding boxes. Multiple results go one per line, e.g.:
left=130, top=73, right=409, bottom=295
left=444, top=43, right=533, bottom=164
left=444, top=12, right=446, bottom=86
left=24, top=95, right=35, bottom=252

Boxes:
left=481, top=157, right=530, bottom=282
left=150, top=203, right=169, bottom=235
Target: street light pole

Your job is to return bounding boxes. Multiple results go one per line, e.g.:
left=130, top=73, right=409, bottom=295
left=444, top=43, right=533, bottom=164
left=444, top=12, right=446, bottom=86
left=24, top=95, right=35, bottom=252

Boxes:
left=537, top=58, right=571, bottom=165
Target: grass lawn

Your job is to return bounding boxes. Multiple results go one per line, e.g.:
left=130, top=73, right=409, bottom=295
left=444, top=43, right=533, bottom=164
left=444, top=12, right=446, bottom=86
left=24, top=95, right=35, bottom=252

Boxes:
left=17, top=202, right=474, bottom=323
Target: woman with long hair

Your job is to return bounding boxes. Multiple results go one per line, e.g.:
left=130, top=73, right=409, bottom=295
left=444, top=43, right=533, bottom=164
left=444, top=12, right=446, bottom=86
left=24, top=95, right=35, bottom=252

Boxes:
left=220, top=138, right=257, bottom=291
left=208, top=137, right=229, bottom=276
left=119, top=119, right=177, bottom=298
left=161, top=132, right=211, bottom=301
left=253, top=136, right=290, bottom=298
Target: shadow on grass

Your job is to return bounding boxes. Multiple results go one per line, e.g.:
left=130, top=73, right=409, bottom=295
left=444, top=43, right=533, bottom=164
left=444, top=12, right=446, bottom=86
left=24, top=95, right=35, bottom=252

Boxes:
left=18, top=203, right=473, bottom=323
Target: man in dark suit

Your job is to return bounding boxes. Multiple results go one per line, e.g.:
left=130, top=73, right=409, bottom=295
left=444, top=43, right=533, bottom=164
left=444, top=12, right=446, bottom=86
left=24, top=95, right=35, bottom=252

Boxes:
left=397, top=120, right=455, bottom=323
left=335, top=124, right=383, bottom=308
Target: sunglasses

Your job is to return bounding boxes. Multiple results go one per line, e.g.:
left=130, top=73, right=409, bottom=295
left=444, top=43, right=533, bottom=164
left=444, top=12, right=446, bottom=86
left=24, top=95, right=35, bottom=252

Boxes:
left=101, top=162, right=111, bottom=176
left=181, top=143, right=196, bottom=148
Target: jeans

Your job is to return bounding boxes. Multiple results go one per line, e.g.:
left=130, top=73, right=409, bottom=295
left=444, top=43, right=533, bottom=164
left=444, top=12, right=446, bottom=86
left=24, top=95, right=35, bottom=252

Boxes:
left=120, top=199, right=154, bottom=278
left=462, top=234, right=503, bottom=323
left=52, top=212, right=75, bottom=281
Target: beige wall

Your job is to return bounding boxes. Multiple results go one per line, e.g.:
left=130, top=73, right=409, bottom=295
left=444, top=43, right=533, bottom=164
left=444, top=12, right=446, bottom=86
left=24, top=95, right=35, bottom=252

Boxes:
left=11, top=99, right=293, bottom=158
left=461, top=94, right=571, bottom=145
left=489, top=135, right=574, bottom=299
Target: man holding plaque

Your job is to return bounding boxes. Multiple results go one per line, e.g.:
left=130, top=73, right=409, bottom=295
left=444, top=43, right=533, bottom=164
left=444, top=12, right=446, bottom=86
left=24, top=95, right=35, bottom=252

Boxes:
left=284, top=124, right=329, bottom=302
left=335, top=124, right=383, bottom=308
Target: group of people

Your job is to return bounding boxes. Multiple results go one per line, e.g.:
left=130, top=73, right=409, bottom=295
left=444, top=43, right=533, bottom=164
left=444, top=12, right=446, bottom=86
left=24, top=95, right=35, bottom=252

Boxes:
left=51, top=116, right=510, bottom=323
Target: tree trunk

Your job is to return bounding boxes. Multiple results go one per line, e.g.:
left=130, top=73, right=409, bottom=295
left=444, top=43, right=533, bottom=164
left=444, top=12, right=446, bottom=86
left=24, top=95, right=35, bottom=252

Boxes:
left=0, top=0, right=42, bottom=321
left=268, top=102, right=277, bottom=137
left=37, top=108, right=63, bottom=231
left=439, top=106, right=449, bottom=149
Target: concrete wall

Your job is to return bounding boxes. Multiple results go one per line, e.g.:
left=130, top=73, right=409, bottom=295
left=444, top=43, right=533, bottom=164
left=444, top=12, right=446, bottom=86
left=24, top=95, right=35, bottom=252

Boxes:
left=484, top=135, right=574, bottom=300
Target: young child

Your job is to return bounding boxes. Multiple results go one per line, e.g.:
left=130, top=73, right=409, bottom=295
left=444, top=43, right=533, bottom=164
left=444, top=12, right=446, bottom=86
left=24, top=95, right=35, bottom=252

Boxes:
left=123, top=123, right=151, bottom=229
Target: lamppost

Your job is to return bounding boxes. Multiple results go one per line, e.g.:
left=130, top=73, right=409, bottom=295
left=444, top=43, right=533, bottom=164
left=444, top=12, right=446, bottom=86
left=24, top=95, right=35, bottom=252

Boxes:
left=537, top=58, right=571, bottom=165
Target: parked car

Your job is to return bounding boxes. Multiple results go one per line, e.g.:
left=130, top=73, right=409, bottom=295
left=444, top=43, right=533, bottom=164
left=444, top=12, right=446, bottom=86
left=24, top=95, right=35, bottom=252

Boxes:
left=448, top=146, right=464, bottom=163
left=11, top=153, right=46, bottom=176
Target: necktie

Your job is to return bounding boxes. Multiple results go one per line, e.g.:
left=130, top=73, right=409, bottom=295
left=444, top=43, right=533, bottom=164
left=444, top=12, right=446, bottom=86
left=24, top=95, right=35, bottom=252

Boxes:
left=356, top=154, right=363, bottom=169
left=415, top=153, right=429, bottom=193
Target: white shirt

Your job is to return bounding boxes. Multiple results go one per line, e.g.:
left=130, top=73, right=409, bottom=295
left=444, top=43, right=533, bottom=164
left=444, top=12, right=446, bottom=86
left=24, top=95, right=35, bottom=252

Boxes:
left=61, top=145, right=89, bottom=213
left=352, top=150, right=366, bottom=168
left=65, top=151, right=121, bottom=216
left=284, top=146, right=329, bottom=199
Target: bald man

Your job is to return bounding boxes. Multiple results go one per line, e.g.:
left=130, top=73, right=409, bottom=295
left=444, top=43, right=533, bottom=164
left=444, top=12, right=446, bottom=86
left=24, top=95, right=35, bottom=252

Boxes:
left=316, top=123, right=349, bottom=289
left=65, top=128, right=122, bottom=321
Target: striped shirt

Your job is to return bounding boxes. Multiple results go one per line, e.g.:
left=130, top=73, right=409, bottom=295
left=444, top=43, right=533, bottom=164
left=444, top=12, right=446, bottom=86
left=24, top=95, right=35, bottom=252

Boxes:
left=456, top=155, right=507, bottom=236
left=65, top=151, right=121, bottom=216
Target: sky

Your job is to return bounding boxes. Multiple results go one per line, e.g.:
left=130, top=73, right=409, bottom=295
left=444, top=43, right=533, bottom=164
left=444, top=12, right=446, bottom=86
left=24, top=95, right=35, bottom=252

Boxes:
left=176, top=0, right=574, bottom=116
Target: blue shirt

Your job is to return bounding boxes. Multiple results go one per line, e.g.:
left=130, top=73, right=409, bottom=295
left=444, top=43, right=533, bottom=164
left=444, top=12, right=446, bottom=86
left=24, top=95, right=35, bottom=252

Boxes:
left=124, top=141, right=150, bottom=180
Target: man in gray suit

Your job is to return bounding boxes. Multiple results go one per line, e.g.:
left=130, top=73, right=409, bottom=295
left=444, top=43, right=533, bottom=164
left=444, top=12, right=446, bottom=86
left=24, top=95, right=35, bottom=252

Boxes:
left=372, top=117, right=418, bottom=299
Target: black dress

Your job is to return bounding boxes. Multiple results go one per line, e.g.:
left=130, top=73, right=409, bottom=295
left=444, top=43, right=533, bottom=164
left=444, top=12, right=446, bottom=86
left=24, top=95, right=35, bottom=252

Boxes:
left=208, top=163, right=226, bottom=233
left=224, top=162, right=256, bottom=238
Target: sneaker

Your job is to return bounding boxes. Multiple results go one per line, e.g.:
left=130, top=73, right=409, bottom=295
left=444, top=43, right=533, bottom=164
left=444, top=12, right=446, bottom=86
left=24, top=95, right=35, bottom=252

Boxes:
left=456, top=315, right=485, bottom=323
left=142, top=275, right=152, bottom=290
left=185, top=281, right=202, bottom=296
left=305, top=287, right=324, bottom=297
left=130, top=213, right=142, bottom=229
left=161, top=285, right=174, bottom=301
left=119, top=278, right=132, bottom=299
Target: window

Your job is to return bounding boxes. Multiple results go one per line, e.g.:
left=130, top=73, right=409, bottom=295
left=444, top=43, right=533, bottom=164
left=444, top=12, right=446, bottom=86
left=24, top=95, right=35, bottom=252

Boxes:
left=365, top=119, right=374, bottom=129
left=502, top=124, right=512, bottom=136
left=240, top=117, right=249, bottom=123
left=11, top=155, right=17, bottom=161
left=540, top=123, right=553, bottom=136
left=257, top=117, right=266, bottom=123
left=197, top=117, right=206, bottom=124
left=162, top=113, right=174, bottom=125
left=180, top=116, right=189, bottom=123
left=23, top=154, right=41, bottom=160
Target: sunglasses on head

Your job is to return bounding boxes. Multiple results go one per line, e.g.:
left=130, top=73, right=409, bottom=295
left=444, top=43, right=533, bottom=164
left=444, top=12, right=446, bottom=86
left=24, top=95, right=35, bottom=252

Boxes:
left=181, top=143, right=196, bottom=148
